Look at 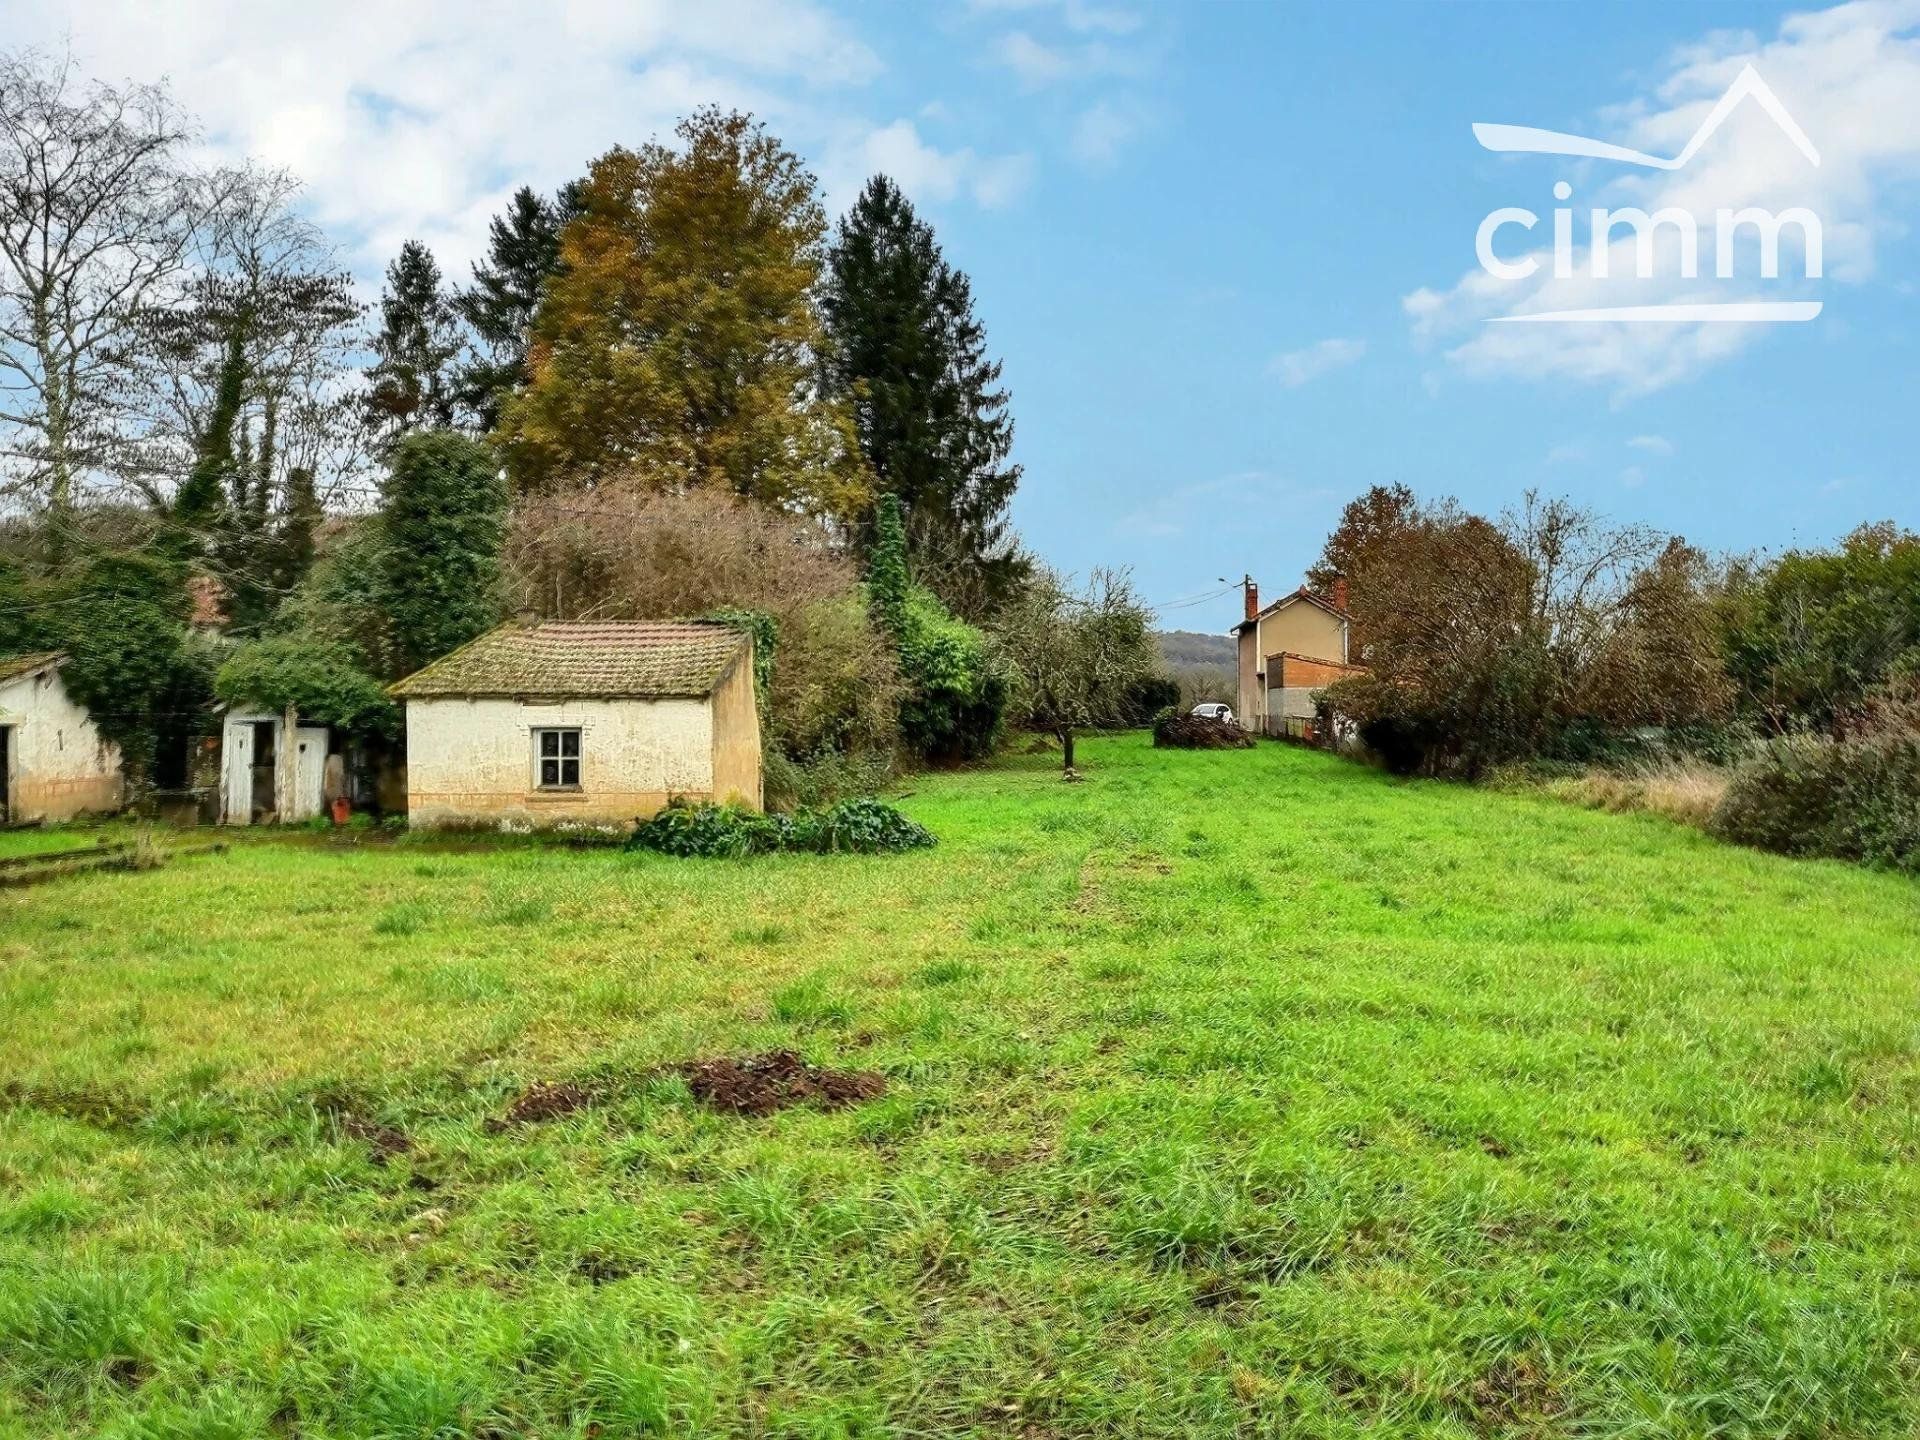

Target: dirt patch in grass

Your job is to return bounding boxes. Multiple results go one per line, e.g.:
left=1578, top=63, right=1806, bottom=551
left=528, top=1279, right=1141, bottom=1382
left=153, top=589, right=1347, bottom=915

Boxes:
left=1463, top=1354, right=1564, bottom=1429
left=494, top=1080, right=594, bottom=1128
left=0, top=1079, right=146, bottom=1131
left=673, top=1051, right=885, bottom=1116
left=341, top=1114, right=413, bottom=1165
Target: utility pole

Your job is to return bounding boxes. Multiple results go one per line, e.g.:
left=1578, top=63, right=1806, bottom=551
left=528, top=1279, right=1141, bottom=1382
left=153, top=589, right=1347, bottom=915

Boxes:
left=1230, top=573, right=1257, bottom=622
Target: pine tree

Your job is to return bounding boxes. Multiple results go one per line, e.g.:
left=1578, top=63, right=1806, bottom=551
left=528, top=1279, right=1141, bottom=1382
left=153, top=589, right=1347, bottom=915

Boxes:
left=364, top=240, right=465, bottom=446
left=375, top=432, right=508, bottom=679
left=456, top=185, right=580, bottom=431
left=823, top=175, right=1024, bottom=618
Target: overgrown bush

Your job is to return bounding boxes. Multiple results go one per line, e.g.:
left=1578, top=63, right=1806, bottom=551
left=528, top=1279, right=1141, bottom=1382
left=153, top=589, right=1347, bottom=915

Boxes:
left=1152, top=708, right=1253, bottom=750
left=763, top=746, right=896, bottom=811
left=215, top=635, right=399, bottom=735
left=1711, top=729, right=1920, bottom=872
left=866, top=491, right=1005, bottom=763
left=42, top=551, right=209, bottom=792
left=893, top=584, right=1006, bottom=761
left=810, top=797, right=936, bottom=853
left=627, top=797, right=934, bottom=857
left=507, top=486, right=902, bottom=772
left=1123, top=674, right=1181, bottom=726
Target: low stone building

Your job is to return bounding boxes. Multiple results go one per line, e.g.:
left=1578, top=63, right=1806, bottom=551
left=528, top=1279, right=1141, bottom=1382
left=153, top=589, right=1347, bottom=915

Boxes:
left=0, top=652, right=123, bottom=822
left=389, top=621, right=761, bottom=829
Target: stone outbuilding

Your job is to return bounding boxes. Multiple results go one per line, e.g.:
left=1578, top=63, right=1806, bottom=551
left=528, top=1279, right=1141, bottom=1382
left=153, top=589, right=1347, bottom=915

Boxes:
left=388, top=621, right=761, bottom=829
left=0, top=652, right=123, bottom=822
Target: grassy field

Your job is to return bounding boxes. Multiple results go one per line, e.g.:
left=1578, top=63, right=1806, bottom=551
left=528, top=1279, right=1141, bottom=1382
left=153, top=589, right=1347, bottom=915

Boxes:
left=4, top=735, right=1920, bottom=1438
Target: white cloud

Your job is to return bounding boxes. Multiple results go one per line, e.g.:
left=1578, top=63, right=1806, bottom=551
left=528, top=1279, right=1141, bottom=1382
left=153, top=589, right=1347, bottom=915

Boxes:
left=1628, top=433, right=1676, bottom=454
left=969, top=151, right=1039, bottom=208
left=5, top=0, right=1035, bottom=283
left=1620, top=464, right=1648, bottom=488
left=1270, top=337, right=1367, bottom=388
left=997, top=30, right=1074, bottom=87
left=976, top=0, right=1158, bottom=167
left=827, top=118, right=1033, bottom=211
left=1070, top=99, right=1144, bottom=168
left=970, top=0, right=1144, bottom=37
left=1405, top=0, right=1920, bottom=396
left=1546, top=440, right=1589, bottom=464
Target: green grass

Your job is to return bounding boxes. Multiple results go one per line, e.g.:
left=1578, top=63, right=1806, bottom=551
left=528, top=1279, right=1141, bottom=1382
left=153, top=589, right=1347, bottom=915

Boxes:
left=3, top=734, right=1919, bottom=1438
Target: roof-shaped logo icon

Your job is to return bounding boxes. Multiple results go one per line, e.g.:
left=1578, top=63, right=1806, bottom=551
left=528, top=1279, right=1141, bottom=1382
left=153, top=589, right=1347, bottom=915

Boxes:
left=1474, top=64, right=1819, bottom=171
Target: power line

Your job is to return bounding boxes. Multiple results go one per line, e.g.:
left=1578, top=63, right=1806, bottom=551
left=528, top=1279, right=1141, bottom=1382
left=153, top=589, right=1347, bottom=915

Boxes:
left=1151, top=583, right=1236, bottom=614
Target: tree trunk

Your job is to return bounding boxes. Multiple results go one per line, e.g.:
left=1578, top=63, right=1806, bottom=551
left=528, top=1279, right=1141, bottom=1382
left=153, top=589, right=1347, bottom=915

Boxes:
left=1060, top=729, right=1075, bottom=771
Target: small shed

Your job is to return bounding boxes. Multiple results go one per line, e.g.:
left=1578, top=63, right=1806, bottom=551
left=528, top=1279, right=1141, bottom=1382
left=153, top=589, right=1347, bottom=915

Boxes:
left=219, top=708, right=331, bottom=825
left=0, top=652, right=124, bottom=822
left=388, top=621, right=761, bottom=829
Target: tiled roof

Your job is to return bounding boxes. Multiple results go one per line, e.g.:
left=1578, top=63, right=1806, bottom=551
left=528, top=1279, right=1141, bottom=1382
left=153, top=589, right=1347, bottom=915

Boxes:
left=0, top=651, right=62, bottom=684
left=1234, top=586, right=1351, bottom=632
left=388, top=622, right=749, bottom=700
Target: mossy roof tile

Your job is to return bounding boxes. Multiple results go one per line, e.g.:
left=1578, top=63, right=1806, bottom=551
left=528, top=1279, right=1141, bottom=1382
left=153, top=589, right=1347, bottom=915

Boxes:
left=389, top=623, right=746, bottom=700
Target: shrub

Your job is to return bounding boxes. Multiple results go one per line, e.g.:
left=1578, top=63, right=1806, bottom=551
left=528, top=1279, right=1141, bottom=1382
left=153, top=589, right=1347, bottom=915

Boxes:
left=1123, top=674, right=1181, bottom=726
left=763, top=746, right=896, bottom=811
left=1710, top=735, right=1846, bottom=858
left=627, top=802, right=794, bottom=858
left=893, top=584, right=1006, bottom=761
left=868, top=491, right=1005, bottom=762
left=1153, top=709, right=1253, bottom=750
left=808, top=796, right=937, bottom=853
left=1710, top=730, right=1920, bottom=872
left=1830, top=733, right=1920, bottom=869
left=506, top=487, right=902, bottom=772
left=627, top=798, right=934, bottom=858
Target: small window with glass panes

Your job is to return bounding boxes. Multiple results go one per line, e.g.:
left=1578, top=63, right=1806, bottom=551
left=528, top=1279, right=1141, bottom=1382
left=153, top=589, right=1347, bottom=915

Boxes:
left=533, top=727, right=581, bottom=789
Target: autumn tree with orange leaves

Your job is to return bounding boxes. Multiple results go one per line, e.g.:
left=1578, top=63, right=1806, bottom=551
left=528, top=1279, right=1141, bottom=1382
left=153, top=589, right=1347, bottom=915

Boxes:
left=495, top=108, right=869, bottom=520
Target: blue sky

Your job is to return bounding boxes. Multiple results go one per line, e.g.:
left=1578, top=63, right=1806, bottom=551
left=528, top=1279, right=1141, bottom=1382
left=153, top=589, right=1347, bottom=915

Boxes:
left=19, top=0, right=1920, bottom=635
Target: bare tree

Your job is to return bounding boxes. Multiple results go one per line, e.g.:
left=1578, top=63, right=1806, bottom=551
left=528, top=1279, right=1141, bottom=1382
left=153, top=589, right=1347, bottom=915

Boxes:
left=1504, top=489, right=1661, bottom=696
left=136, top=166, right=360, bottom=508
left=0, top=50, right=197, bottom=544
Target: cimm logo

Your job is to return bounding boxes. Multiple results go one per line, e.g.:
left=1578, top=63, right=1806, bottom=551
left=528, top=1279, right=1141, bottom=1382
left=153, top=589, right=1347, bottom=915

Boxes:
left=1472, top=65, right=1823, bottom=323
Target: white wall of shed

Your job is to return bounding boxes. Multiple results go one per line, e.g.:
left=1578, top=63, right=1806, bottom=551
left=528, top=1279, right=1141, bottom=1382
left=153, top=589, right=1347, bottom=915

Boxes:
left=403, top=695, right=714, bottom=828
left=0, top=665, right=122, bottom=821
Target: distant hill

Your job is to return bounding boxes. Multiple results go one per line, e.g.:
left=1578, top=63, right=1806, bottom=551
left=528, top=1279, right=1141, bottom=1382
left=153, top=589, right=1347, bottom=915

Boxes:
left=1156, top=630, right=1237, bottom=707
left=1156, top=630, right=1235, bottom=667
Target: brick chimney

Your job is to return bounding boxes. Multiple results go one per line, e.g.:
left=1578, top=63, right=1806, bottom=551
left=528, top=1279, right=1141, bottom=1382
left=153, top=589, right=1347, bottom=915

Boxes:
left=1330, top=577, right=1350, bottom=614
left=1243, top=580, right=1259, bottom=622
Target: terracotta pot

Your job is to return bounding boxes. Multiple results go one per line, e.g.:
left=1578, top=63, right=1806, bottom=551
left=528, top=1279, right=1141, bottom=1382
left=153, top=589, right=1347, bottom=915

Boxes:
left=330, top=796, right=352, bottom=826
